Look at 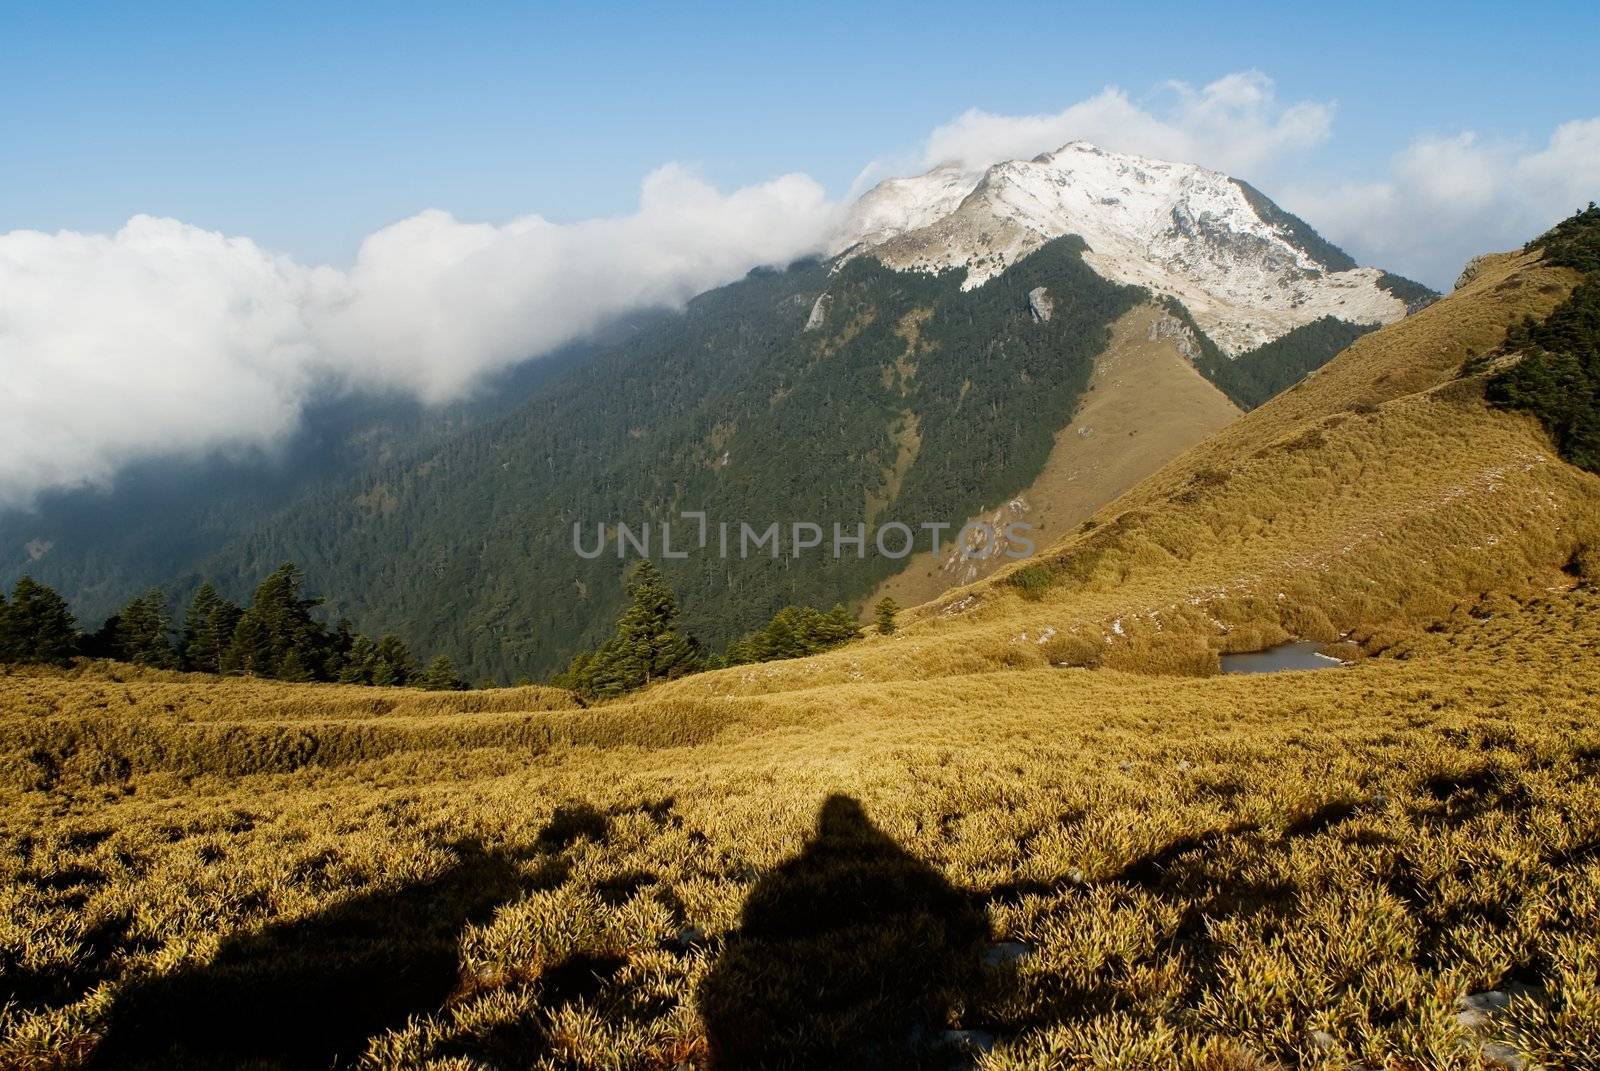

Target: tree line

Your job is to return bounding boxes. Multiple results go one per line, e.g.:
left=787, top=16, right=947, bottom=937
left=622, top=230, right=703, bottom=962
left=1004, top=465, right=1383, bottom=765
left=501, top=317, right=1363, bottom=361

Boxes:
left=553, top=561, right=898, bottom=700
left=4, top=559, right=899, bottom=699
left=0, top=564, right=466, bottom=689
left=1487, top=203, right=1600, bottom=473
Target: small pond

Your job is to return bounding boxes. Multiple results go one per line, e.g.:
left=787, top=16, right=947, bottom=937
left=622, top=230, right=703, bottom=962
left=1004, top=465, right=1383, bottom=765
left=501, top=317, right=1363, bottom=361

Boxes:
left=1219, top=641, right=1346, bottom=675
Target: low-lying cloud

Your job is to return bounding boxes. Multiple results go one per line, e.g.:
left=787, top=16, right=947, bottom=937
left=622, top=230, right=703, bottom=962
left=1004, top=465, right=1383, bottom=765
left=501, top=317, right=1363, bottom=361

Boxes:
left=1283, top=119, right=1600, bottom=289
left=0, top=166, right=835, bottom=507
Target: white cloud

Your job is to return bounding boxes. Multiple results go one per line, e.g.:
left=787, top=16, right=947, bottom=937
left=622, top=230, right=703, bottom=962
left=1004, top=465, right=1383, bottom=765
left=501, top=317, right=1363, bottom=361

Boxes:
left=1284, top=118, right=1600, bottom=289
left=5, top=77, right=1596, bottom=508
left=0, top=166, right=836, bottom=506
left=918, top=71, right=1334, bottom=177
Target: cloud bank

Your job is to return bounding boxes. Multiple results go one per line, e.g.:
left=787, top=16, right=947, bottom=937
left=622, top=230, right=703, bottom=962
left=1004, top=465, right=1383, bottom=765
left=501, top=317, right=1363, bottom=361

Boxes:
left=1283, top=119, right=1600, bottom=288
left=918, top=71, right=1335, bottom=177
left=0, top=166, right=835, bottom=507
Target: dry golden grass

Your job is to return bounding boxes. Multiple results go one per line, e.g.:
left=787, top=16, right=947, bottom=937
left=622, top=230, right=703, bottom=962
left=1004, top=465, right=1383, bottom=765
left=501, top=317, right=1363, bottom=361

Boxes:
left=2, top=247, right=1598, bottom=1069
left=3, top=587, right=1598, bottom=1068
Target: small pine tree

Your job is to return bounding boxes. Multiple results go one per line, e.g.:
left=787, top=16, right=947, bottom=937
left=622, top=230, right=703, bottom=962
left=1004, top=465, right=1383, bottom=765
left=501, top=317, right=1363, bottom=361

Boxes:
left=560, top=562, right=702, bottom=699
left=820, top=603, right=863, bottom=646
left=247, top=563, right=330, bottom=681
left=874, top=597, right=900, bottom=636
left=418, top=654, right=465, bottom=691
left=1, top=577, right=79, bottom=665
left=338, top=634, right=379, bottom=684
left=276, top=648, right=314, bottom=683
left=222, top=611, right=272, bottom=677
left=614, top=561, right=699, bottom=688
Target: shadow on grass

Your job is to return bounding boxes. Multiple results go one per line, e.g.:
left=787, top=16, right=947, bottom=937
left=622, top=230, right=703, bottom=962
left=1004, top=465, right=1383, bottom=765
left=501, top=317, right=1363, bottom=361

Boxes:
left=697, top=794, right=989, bottom=1069
left=88, top=838, right=525, bottom=1070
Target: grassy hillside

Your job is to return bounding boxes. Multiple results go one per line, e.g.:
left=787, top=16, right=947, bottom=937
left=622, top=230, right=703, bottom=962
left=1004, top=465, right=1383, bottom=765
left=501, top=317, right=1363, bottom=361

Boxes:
left=3, top=590, right=1597, bottom=1069
left=869, top=303, right=1242, bottom=610
left=655, top=246, right=1593, bottom=698
left=2, top=234, right=1598, bottom=1068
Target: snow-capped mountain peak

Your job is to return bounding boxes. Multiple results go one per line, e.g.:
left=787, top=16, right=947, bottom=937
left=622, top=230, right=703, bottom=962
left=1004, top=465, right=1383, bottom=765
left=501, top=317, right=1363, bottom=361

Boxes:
left=832, top=142, right=1413, bottom=355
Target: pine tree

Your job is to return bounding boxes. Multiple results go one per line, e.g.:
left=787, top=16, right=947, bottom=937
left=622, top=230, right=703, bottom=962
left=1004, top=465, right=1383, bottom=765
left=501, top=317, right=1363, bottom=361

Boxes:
left=559, top=562, right=701, bottom=699
left=874, top=597, right=900, bottom=636
left=222, top=611, right=272, bottom=677
left=180, top=583, right=242, bottom=673
left=247, top=563, right=330, bottom=680
left=613, top=561, right=699, bottom=688
left=371, top=634, right=416, bottom=686
left=115, top=589, right=177, bottom=668
left=821, top=603, right=862, bottom=645
left=418, top=654, right=465, bottom=691
left=338, top=634, right=379, bottom=684
left=276, top=648, right=314, bottom=683
left=1, top=577, right=79, bottom=665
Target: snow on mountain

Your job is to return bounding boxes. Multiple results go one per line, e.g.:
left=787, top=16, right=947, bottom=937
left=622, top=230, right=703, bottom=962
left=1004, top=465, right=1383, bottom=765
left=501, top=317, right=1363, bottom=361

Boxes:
left=833, top=164, right=984, bottom=255
left=832, top=142, right=1410, bottom=355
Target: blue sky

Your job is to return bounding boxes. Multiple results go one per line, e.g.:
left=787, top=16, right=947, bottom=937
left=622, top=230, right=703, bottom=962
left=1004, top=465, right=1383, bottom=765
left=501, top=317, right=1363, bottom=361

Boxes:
left=4, top=0, right=1598, bottom=265
left=3, top=1, right=1599, bottom=506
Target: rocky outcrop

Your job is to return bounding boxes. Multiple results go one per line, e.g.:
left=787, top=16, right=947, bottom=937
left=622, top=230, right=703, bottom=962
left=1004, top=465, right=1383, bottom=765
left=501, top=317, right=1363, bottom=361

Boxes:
left=1028, top=286, right=1053, bottom=323
left=1147, top=310, right=1202, bottom=363
left=1456, top=253, right=1497, bottom=291
left=804, top=292, right=830, bottom=332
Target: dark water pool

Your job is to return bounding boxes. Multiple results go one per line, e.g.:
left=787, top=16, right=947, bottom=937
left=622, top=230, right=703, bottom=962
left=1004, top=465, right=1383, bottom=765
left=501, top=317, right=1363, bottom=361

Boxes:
left=1219, top=641, right=1346, bottom=675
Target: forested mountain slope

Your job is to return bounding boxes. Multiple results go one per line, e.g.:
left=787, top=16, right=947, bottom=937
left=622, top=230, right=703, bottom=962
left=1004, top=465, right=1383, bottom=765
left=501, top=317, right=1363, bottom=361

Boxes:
left=649, top=228, right=1598, bottom=700
left=194, top=241, right=1144, bottom=680
left=3, top=146, right=1433, bottom=682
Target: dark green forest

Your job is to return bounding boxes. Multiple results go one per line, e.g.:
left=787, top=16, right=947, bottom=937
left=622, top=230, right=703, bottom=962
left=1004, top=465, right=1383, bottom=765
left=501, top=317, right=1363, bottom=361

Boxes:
left=1198, top=315, right=1377, bottom=410
left=0, top=568, right=468, bottom=689
left=173, top=239, right=1144, bottom=681
left=1488, top=203, right=1600, bottom=473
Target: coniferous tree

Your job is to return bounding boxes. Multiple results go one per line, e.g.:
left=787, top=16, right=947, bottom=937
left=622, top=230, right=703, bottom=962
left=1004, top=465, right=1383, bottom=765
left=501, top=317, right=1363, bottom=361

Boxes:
left=179, top=583, right=242, bottom=674
left=418, top=654, right=465, bottom=691
left=248, top=563, right=330, bottom=679
left=874, top=597, right=900, bottom=636
left=1, top=577, right=79, bottom=665
left=115, top=589, right=177, bottom=668
left=222, top=611, right=273, bottom=677
left=557, top=561, right=701, bottom=698
left=721, top=602, right=862, bottom=666
left=371, top=634, right=416, bottom=686
left=81, top=613, right=123, bottom=661
left=338, top=634, right=380, bottom=684
left=612, top=561, right=699, bottom=689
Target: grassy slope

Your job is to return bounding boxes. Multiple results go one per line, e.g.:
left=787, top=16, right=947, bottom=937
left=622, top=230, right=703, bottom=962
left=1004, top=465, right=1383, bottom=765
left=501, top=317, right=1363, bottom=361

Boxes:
left=3, top=249, right=1599, bottom=1068
left=868, top=303, right=1243, bottom=612
left=658, top=248, right=1595, bottom=697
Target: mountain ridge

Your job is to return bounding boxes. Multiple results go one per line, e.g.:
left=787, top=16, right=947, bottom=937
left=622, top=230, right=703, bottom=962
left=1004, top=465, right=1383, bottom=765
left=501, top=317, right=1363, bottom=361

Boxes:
left=834, top=141, right=1429, bottom=354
